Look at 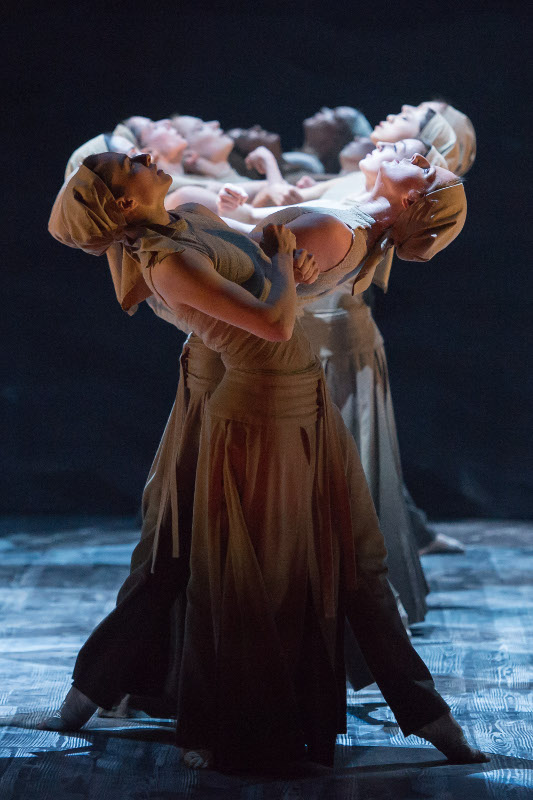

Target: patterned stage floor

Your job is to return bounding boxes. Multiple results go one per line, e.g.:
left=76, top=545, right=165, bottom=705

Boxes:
left=0, top=518, right=531, bottom=799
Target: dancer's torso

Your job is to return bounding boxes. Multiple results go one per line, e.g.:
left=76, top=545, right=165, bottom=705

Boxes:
left=140, top=205, right=317, bottom=375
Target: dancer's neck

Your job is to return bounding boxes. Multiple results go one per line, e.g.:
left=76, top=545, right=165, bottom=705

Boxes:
left=357, top=193, right=401, bottom=248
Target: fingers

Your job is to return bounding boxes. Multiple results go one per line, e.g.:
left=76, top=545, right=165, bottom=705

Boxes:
left=296, top=175, right=316, bottom=189
left=293, top=249, right=319, bottom=284
left=261, top=223, right=297, bottom=256
left=217, top=184, right=248, bottom=211
left=245, top=155, right=266, bottom=174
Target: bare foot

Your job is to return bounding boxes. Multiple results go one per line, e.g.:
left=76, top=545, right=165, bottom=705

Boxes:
left=182, top=748, right=213, bottom=769
left=419, top=534, right=465, bottom=555
left=36, top=686, right=98, bottom=731
left=98, top=694, right=131, bottom=718
left=414, top=712, right=489, bottom=763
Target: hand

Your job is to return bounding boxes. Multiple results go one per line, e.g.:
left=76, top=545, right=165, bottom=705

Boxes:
left=217, top=183, right=249, bottom=215
left=296, top=175, right=317, bottom=189
left=252, top=183, right=304, bottom=208
left=293, top=249, right=319, bottom=284
left=260, top=224, right=297, bottom=258
left=244, top=146, right=277, bottom=175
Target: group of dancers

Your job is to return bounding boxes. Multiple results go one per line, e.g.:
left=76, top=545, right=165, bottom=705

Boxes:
left=39, top=97, right=486, bottom=771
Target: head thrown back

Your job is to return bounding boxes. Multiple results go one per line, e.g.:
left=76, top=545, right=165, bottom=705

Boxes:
left=392, top=182, right=466, bottom=262
left=420, top=111, right=460, bottom=173
left=440, top=105, right=476, bottom=176
left=48, top=162, right=152, bottom=313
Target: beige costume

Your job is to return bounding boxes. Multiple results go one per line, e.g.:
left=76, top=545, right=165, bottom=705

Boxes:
left=49, top=170, right=462, bottom=768
left=254, top=186, right=466, bottom=622
left=440, top=105, right=476, bottom=176
left=420, top=111, right=461, bottom=173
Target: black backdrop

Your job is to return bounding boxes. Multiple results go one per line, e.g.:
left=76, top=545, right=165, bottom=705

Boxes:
left=3, top=1, right=532, bottom=519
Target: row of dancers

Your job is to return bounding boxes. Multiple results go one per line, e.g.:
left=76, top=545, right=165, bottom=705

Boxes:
left=64, top=99, right=474, bottom=626
left=36, top=96, right=487, bottom=771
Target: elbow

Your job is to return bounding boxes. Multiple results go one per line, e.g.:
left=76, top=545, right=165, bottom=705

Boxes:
left=269, top=320, right=294, bottom=341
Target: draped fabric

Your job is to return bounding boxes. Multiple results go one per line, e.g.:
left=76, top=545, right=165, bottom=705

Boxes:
left=300, top=293, right=429, bottom=623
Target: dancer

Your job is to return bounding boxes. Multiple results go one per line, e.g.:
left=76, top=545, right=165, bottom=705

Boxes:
left=401, top=101, right=476, bottom=176
left=41, top=152, right=485, bottom=771
left=219, top=141, right=465, bottom=561
left=217, top=137, right=447, bottom=223
left=283, top=106, right=373, bottom=174
left=371, top=107, right=460, bottom=173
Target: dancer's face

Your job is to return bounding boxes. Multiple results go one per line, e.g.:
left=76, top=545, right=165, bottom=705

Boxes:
left=339, top=137, right=374, bottom=171
left=371, top=108, right=426, bottom=144
left=93, top=152, right=172, bottom=220
left=360, top=139, right=427, bottom=181
left=141, top=122, right=187, bottom=162
left=375, top=153, right=457, bottom=208
left=172, top=115, right=204, bottom=138
left=173, top=116, right=234, bottom=161
left=227, top=125, right=282, bottom=159
left=303, top=107, right=354, bottom=154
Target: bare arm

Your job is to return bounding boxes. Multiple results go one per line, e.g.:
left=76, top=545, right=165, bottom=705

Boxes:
left=296, top=176, right=345, bottom=202
left=244, top=147, right=285, bottom=185
left=149, top=225, right=297, bottom=342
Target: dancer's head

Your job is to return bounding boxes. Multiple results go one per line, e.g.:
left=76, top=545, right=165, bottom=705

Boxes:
left=371, top=108, right=460, bottom=172
left=49, top=154, right=171, bottom=311
left=123, top=115, right=153, bottom=144
left=65, top=133, right=140, bottom=180
left=303, top=106, right=373, bottom=171
left=401, top=101, right=476, bottom=176
left=359, top=138, right=447, bottom=186
left=227, top=125, right=283, bottom=161
left=373, top=154, right=466, bottom=261
left=172, top=115, right=234, bottom=162
left=140, top=121, right=187, bottom=163
left=80, top=152, right=172, bottom=225
left=339, top=137, right=375, bottom=173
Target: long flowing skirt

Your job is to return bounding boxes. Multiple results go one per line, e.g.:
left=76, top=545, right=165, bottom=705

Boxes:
left=173, top=362, right=446, bottom=768
left=300, top=300, right=429, bottom=623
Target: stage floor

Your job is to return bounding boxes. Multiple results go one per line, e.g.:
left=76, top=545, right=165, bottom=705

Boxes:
left=0, top=518, right=532, bottom=799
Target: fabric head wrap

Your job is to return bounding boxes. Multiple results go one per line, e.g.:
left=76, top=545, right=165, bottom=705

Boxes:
left=64, top=134, right=109, bottom=180
left=49, top=163, right=152, bottom=313
left=440, top=105, right=476, bottom=176
left=112, top=123, right=138, bottom=146
left=420, top=111, right=460, bottom=174
left=392, top=182, right=466, bottom=262
left=425, top=145, right=447, bottom=169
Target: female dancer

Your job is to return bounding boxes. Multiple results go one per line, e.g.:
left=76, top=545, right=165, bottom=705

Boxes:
left=371, top=106, right=460, bottom=173
left=42, top=152, right=486, bottom=770
left=220, top=141, right=462, bottom=574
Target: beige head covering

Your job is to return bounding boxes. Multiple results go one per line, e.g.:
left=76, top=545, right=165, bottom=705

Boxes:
left=49, top=164, right=152, bottom=313
left=392, top=182, right=466, bottom=262
left=64, top=134, right=109, bottom=180
left=113, top=123, right=138, bottom=146
left=425, top=145, right=447, bottom=169
left=420, top=111, right=460, bottom=173
left=440, top=105, right=476, bottom=176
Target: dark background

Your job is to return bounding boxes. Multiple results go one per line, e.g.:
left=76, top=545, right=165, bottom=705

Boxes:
left=3, top=1, right=532, bottom=519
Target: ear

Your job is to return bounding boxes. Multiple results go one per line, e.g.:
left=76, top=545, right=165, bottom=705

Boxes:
left=401, top=189, right=421, bottom=210
left=115, top=196, right=138, bottom=214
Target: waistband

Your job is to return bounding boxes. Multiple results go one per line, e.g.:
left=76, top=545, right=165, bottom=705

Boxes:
left=208, top=360, right=324, bottom=425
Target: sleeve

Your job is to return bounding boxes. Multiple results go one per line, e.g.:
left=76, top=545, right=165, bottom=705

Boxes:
left=130, top=230, right=188, bottom=271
